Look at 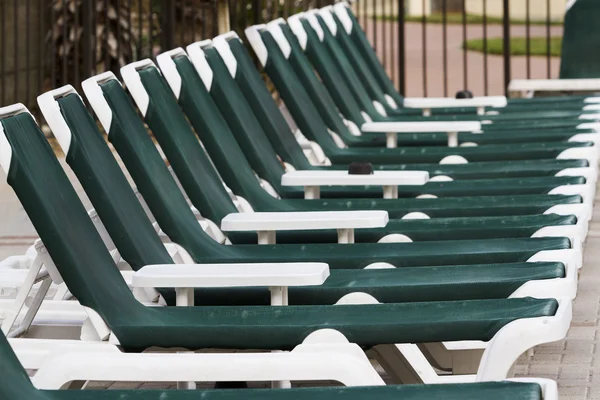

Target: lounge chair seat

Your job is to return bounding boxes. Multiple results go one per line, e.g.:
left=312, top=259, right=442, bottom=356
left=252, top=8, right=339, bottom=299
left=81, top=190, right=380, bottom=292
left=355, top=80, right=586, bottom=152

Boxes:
left=175, top=262, right=566, bottom=306
left=108, top=297, right=558, bottom=351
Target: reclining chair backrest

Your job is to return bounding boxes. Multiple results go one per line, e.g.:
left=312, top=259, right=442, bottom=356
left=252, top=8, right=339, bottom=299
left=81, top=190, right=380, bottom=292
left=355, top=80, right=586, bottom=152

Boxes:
left=121, top=62, right=244, bottom=223
left=195, top=42, right=292, bottom=192
left=242, top=26, right=349, bottom=155
left=39, top=89, right=174, bottom=271
left=559, top=0, right=600, bottom=78
left=219, top=33, right=314, bottom=169
left=245, top=22, right=377, bottom=153
left=332, top=3, right=404, bottom=106
left=320, top=7, right=398, bottom=113
left=85, top=73, right=236, bottom=255
left=130, top=57, right=286, bottom=215
left=288, top=13, right=373, bottom=124
left=0, top=106, right=147, bottom=333
left=299, top=12, right=384, bottom=121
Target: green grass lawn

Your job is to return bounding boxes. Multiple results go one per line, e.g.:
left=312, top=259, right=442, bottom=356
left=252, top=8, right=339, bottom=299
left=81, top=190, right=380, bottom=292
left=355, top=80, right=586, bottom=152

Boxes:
left=462, top=36, right=562, bottom=56
left=377, top=13, right=563, bottom=26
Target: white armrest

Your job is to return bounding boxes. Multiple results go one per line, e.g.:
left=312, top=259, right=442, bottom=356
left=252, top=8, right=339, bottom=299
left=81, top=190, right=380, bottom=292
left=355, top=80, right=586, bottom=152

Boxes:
left=132, top=263, right=329, bottom=288
left=403, top=96, right=507, bottom=109
left=361, top=121, right=481, bottom=133
left=221, top=211, right=389, bottom=232
left=281, top=170, right=429, bottom=186
left=508, top=79, right=600, bottom=92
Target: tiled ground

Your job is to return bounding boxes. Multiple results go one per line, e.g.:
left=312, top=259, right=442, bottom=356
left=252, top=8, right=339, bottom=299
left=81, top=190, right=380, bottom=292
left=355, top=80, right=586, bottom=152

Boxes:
left=514, top=187, right=600, bottom=399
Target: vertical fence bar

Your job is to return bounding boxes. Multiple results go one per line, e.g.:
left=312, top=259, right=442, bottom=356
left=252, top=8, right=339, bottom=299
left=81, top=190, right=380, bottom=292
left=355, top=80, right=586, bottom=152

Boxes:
left=14, top=0, right=19, bottom=99
left=38, top=0, right=44, bottom=102
left=482, top=0, right=488, bottom=95
left=421, top=0, right=427, bottom=96
left=525, top=0, right=531, bottom=78
left=51, top=0, right=56, bottom=88
left=148, top=0, right=154, bottom=57
left=462, top=0, right=467, bottom=90
left=62, top=0, right=68, bottom=86
left=138, top=0, right=143, bottom=59
left=83, top=0, right=94, bottom=80
left=1, top=0, right=5, bottom=104
left=116, top=0, right=121, bottom=66
left=74, top=0, right=80, bottom=88
left=383, top=0, right=388, bottom=73
left=161, top=0, right=176, bottom=52
left=373, top=0, right=378, bottom=58
left=104, top=0, right=110, bottom=70
left=397, top=0, right=405, bottom=95
left=442, top=0, right=447, bottom=97
left=93, top=0, right=98, bottom=73
left=546, top=0, right=551, bottom=78
left=181, top=0, right=186, bottom=45
left=502, top=0, right=511, bottom=95
left=25, top=0, right=31, bottom=104
left=128, top=0, right=132, bottom=57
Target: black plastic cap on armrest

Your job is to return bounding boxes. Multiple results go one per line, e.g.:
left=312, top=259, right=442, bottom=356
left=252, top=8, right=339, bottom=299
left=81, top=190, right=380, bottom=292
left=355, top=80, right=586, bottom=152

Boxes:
left=456, top=90, right=474, bottom=99
left=348, top=162, right=374, bottom=175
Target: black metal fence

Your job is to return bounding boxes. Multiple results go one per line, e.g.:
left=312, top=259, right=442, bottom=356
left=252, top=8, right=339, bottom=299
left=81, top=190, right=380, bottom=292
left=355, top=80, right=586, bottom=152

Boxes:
left=0, top=0, right=565, bottom=115
left=354, top=0, right=564, bottom=97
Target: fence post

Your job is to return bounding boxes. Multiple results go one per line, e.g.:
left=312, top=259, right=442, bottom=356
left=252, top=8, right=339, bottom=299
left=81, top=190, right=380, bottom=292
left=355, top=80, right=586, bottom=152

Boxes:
left=160, top=0, right=176, bottom=51
left=397, top=0, right=406, bottom=96
left=502, top=0, right=511, bottom=95
left=82, top=0, right=94, bottom=79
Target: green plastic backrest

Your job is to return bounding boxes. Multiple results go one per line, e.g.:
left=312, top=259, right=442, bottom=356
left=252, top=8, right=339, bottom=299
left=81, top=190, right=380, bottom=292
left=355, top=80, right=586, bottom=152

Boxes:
left=559, top=0, right=600, bottom=78
left=169, top=54, right=283, bottom=212
left=278, top=23, right=364, bottom=141
left=299, top=16, right=373, bottom=123
left=201, top=45, right=289, bottom=191
left=57, top=94, right=173, bottom=270
left=226, top=36, right=313, bottom=169
left=303, top=14, right=381, bottom=120
left=257, top=29, right=341, bottom=153
left=328, top=11, right=393, bottom=109
left=98, top=79, right=225, bottom=261
left=0, top=112, right=144, bottom=328
left=136, top=66, right=240, bottom=225
left=341, top=5, right=404, bottom=105
left=0, top=335, right=40, bottom=398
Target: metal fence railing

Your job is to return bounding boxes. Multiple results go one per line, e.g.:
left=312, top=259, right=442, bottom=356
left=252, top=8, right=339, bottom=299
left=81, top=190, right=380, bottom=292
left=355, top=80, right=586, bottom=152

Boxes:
left=0, top=0, right=565, bottom=116
left=354, top=0, right=563, bottom=97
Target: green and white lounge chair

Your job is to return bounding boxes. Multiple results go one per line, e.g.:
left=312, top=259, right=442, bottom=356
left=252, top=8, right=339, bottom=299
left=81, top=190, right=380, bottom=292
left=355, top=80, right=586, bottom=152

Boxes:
left=294, top=7, right=600, bottom=131
left=0, top=335, right=561, bottom=400
left=247, top=18, right=600, bottom=150
left=0, top=104, right=573, bottom=383
left=177, top=34, right=596, bottom=205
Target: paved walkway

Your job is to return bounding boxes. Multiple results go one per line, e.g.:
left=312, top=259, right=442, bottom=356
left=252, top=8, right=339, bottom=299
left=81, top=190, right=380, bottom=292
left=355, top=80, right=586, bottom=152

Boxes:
left=514, top=184, right=600, bottom=400
left=365, top=21, right=564, bottom=97
left=1, top=156, right=598, bottom=395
